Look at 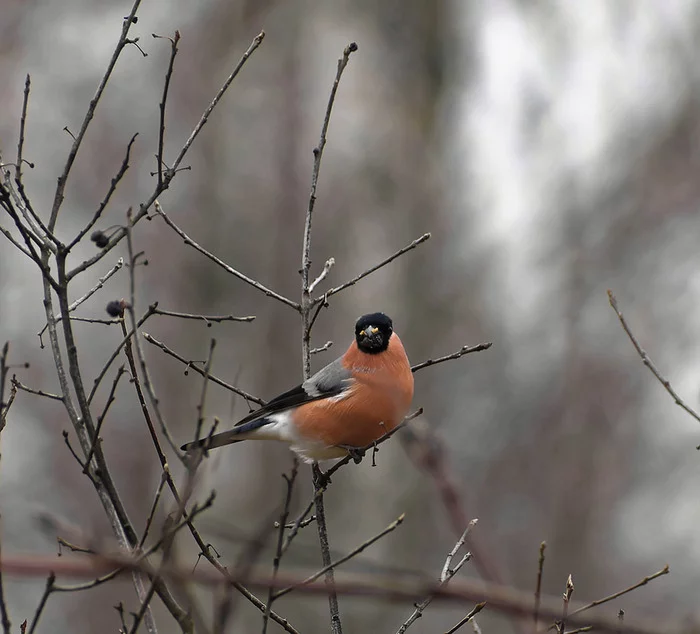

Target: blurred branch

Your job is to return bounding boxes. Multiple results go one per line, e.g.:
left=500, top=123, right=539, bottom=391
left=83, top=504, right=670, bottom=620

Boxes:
left=411, top=342, right=493, bottom=373
left=607, top=290, right=700, bottom=432
left=0, top=556, right=677, bottom=634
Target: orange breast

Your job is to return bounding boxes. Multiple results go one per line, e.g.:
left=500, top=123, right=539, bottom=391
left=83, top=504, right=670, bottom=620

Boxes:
left=292, top=334, right=414, bottom=448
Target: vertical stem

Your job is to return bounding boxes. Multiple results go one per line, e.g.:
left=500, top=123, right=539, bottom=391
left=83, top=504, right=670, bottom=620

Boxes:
left=299, top=42, right=356, bottom=634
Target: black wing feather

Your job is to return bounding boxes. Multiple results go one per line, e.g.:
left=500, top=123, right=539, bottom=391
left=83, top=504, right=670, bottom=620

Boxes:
left=234, top=380, right=344, bottom=427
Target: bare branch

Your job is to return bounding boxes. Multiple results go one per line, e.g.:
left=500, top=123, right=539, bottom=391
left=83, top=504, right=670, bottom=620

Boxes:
left=397, top=519, right=476, bottom=633
left=48, top=3, right=143, bottom=232
left=441, top=520, right=477, bottom=582
left=26, top=573, right=54, bottom=634
left=39, top=259, right=125, bottom=346
left=2, top=558, right=678, bottom=634
left=274, top=514, right=404, bottom=600
left=557, top=575, right=575, bottom=634
left=567, top=565, right=669, bottom=620
left=308, top=258, right=335, bottom=294
left=411, top=342, right=493, bottom=373
left=310, top=341, right=333, bottom=355
left=444, top=602, right=486, bottom=634
left=534, top=541, right=546, bottom=630
left=262, top=461, right=299, bottom=634
left=195, top=338, right=216, bottom=441
left=67, top=134, right=138, bottom=251
left=87, top=304, right=156, bottom=404
left=11, top=377, right=63, bottom=402
left=15, top=74, right=32, bottom=184
left=608, top=290, right=700, bottom=431
left=143, top=332, right=264, bottom=405
left=318, top=233, right=431, bottom=304
left=155, top=201, right=299, bottom=310
left=170, top=32, right=265, bottom=174
left=139, top=468, right=168, bottom=549
left=154, top=31, right=181, bottom=189
left=152, top=307, right=255, bottom=325
left=83, top=365, right=126, bottom=473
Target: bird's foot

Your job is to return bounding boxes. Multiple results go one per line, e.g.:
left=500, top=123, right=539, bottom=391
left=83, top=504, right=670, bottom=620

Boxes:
left=338, top=445, right=366, bottom=464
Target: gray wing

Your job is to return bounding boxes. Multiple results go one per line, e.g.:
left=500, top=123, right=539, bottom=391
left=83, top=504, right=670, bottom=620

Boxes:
left=303, top=357, right=354, bottom=397
left=230, top=356, right=354, bottom=427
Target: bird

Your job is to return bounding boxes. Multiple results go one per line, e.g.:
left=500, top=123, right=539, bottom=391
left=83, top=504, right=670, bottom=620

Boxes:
left=181, top=312, right=414, bottom=463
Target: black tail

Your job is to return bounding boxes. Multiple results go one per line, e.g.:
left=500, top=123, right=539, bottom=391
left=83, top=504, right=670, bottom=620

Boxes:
left=180, top=417, right=270, bottom=452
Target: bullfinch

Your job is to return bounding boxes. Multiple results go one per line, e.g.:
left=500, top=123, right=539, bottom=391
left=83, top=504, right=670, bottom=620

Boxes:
left=181, top=312, right=414, bottom=462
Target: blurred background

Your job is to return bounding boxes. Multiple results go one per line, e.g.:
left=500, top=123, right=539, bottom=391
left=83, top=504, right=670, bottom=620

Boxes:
left=2, top=0, right=700, bottom=632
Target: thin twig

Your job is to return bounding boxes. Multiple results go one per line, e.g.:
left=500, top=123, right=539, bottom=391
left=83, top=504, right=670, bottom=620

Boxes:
left=88, top=305, right=156, bottom=404
left=322, top=408, right=423, bottom=484
left=11, top=378, right=63, bottom=402
left=154, top=31, right=180, bottom=189
left=169, top=32, right=265, bottom=174
left=310, top=341, right=333, bottom=355
left=123, top=222, right=184, bottom=463
left=608, top=290, right=700, bottom=431
left=143, top=333, right=264, bottom=405
left=26, top=573, right=54, bottom=634
left=48, top=1, right=143, bottom=232
left=153, top=308, right=255, bottom=325
left=557, top=575, right=574, bottom=634
left=298, top=44, right=359, bottom=631
left=411, top=342, right=493, bottom=373
left=444, top=602, right=487, bottom=634
left=67, top=135, right=138, bottom=251
left=397, top=519, right=475, bottom=633
left=83, top=365, right=126, bottom=472
left=308, top=258, right=335, bottom=294
left=442, top=520, right=477, bottom=582
left=15, top=75, right=31, bottom=184
left=318, top=233, right=431, bottom=305
left=139, top=468, right=169, bottom=549
left=155, top=201, right=299, bottom=310
left=534, top=541, right=547, bottom=630
left=262, top=461, right=299, bottom=634
left=195, top=339, right=216, bottom=441
left=567, top=565, right=669, bottom=620
left=0, top=343, right=12, bottom=434
left=274, top=514, right=404, bottom=600
left=37, top=259, right=125, bottom=350
left=0, top=508, right=10, bottom=634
